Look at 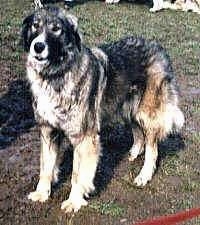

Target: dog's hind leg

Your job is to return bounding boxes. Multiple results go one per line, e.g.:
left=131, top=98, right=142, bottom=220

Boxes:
left=134, top=133, right=158, bottom=186
left=61, top=134, right=100, bottom=213
left=28, top=125, right=61, bottom=202
left=129, top=123, right=145, bottom=162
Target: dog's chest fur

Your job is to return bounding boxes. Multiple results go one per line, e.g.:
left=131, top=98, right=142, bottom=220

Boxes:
left=27, top=66, right=89, bottom=139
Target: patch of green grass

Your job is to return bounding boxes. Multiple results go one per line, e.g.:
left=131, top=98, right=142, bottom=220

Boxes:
left=161, top=154, right=182, bottom=176
left=190, top=100, right=200, bottom=114
left=89, top=200, right=125, bottom=217
left=178, top=198, right=194, bottom=209
left=181, top=179, right=200, bottom=192
left=188, top=133, right=200, bottom=145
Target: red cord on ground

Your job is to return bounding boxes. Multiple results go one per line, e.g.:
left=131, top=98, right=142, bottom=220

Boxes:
left=134, top=207, right=200, bottom=225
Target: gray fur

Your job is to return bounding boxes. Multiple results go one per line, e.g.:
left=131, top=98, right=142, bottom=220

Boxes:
left=22, top=6, right=184, bottom=212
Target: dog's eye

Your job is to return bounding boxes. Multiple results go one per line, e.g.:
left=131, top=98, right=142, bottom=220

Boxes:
left=51, top=25, right=62, bottom=35
left=32, top=22, right=40, bottom=32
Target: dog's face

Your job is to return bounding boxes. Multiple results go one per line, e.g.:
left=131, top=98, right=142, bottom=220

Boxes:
left=22, top=6, right=81, bottom=73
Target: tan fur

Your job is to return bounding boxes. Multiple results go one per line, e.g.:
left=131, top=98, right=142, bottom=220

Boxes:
left=129, top=124, right=145, bottom=161
left=136, top=67, right=167, bottom=139
left=28, top=125, right=59, bottom=202
left=132, top=64, right=176, bottom=185
left=134, top=137, right=158, bottom=186
left=61, top=134, right=100, bottom=213
left=23, top=6, right=185, bottom=210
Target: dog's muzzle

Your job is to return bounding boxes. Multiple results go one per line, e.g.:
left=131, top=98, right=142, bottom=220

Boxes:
left=30, top=32, right=49, bottom=62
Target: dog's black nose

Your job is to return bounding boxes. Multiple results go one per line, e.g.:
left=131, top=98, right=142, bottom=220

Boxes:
left=34, top=42, right=45, bottom=54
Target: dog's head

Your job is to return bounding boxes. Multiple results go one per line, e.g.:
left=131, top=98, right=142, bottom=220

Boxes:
left=21, top=6, right=81, bottom=74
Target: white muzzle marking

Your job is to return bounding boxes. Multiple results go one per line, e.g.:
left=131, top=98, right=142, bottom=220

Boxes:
left=30, top=32, right=49, bottom=62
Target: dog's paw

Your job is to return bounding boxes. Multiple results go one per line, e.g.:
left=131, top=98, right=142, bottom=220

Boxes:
left=134, top=175, right=149, bottom=186
left=28, top=191, right=49, bottom=202
left=134, top=170, right=153, bottom=187
left=61, top=198, right=88, bottom=213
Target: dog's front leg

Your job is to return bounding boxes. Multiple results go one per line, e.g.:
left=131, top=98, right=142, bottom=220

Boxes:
left=61, top=134, right=100, bottom=213
left=28, top=125, right=60, bottom=202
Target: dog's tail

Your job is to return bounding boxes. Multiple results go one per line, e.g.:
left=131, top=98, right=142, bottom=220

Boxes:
left=159, top=77, right=185, bottom=133
left=136, top=47, right=184, bottom=140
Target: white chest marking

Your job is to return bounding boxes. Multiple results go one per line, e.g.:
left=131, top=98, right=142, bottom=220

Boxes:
left=32, top=80, right=59, bottom=127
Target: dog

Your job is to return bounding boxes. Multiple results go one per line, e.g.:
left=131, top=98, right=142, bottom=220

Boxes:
left=34, top=0, right=200, bottom=13
left=21, top=6, right=184, bottom=213
left=150, top=0, right=200, bottom=13
left=105, top=0, right=200, bottom=13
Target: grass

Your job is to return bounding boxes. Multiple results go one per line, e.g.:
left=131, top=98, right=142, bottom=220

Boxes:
left=161, top=154, right=182, bottom=176
left=0, top=0, right=200, bottom=224
left=181, top=179, right=200, bottom=192
left=89, top=200, right=125, bottom=217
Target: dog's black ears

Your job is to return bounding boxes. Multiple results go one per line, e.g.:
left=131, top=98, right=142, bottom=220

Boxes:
left=65, top=14, right=82, bottom=52
left=21, top=14, right=34, bottom=52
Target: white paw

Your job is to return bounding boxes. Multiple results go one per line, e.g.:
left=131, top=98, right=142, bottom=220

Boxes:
left=28, top=191, right=49, bottom=202
left=134, top=174, right=149, bottom=186
left=61, top=198, right=88, bottom=213
left=134, top=168, right=154, bottom=186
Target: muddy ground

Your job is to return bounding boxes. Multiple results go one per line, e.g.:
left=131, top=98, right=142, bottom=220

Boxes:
left=0, top=0, right=199, bottom=224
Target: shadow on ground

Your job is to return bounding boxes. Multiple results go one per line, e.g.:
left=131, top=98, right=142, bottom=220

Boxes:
left=0, top=79, right=35, bottom=149
left=56, top=123, right=185, bottom=197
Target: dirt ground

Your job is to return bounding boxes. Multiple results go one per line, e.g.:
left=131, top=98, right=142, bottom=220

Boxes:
left=0, top=0, right=199, bottom=224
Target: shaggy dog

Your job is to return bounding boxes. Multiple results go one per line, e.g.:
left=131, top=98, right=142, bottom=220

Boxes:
left=34, top=0, right=200, bottom=13
left=21, top=6, right=184, bottom=213
left=150, top=0, right=200, bottom=13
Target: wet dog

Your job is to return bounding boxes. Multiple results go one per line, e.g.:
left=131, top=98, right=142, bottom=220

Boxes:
left=21, top=6, right=184, bottom=213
